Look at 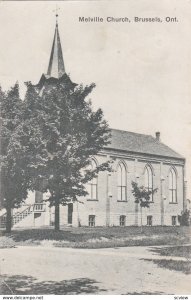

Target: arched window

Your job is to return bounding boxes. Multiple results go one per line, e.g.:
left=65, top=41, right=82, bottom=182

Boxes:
left=87, top=159, right=98, bottom=200
left=169, top=168, right=177, bottom=203
left=144, top=165, right=153, bottom=201
left=117, top=162, right=127, bottom=201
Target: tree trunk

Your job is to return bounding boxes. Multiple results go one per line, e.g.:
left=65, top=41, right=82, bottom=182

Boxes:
left=54, top=200, right=60, bottom=231
left=6, top=206, right=12, bottom=233
left=140, top=206, right=143, bottom=233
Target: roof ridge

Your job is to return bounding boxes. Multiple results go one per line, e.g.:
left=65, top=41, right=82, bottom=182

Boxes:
left=110, top=128, right=153, bottom=138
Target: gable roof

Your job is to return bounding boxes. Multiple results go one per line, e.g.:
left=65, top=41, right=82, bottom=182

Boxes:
left=105, top=129, right=184, bottom=160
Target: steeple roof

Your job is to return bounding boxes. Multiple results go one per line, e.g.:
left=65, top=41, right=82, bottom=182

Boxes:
left=34, top=18, right=76, bottom=91
left=46, top=22, right=65, bottom=79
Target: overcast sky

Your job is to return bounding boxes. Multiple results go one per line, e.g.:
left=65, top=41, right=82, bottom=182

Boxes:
left=0, top=0, right=191, bottom=197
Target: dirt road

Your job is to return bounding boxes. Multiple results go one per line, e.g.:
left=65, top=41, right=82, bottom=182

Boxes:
left=0, top=245, right=190, bottom=294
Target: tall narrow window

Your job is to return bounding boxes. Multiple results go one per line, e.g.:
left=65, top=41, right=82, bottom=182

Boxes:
left=117, top=162, right=127, bottom=201
left=169, top=168, right=177, bottom=203
left=144, top=165, right=153, bottom=201
left=87, top=159, right=98, bottom=200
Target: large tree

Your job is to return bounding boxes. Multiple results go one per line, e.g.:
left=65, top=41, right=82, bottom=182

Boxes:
left=0, top=84, right=31, bottom=232
left=21, top=77, right=111, bottom=230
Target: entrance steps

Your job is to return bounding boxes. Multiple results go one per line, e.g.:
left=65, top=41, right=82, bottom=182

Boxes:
left=0, top=203, right=46, bottom=229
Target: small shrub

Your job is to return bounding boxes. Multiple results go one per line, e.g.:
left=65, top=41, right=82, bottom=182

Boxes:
left=178, top=209, right=190, bottom=226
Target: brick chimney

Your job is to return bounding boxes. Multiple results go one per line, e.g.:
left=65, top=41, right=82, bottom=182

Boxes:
left=155, top=132, right=160, bottom=141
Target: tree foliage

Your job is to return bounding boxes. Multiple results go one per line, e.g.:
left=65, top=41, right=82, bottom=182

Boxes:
left=131, top=181, right=158, bottom=208
left=131, top=181, right=158, bottom=231
left=0, top=84, right=31, bottom=232
left=178, top=209, right=190, bottom=226
left=0, top=76, right=111, bottom=231
left=17, top=77, right=111, bottom=229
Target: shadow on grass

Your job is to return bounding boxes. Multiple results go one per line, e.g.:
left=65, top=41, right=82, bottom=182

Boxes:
left=123, top=291, right=165, bottom=295
left=148, top=245, right=191, bottom=259
left=1, top=227, right=190, bottom=249
left=142, top=258, right=191, bottom=275
left=0, top=274, right=107, bottom=295
left=2, top=229, right=93, bottom=243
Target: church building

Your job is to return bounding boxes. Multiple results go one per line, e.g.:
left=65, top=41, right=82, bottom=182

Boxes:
left=0, top=19, right=187, bottom=228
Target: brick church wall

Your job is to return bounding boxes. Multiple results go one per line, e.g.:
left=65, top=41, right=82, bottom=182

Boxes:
left=73, top=151, right=184, bottom=227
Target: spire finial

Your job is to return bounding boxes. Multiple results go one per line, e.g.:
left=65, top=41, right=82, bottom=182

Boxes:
left=53, top=5, right=60, bottom=26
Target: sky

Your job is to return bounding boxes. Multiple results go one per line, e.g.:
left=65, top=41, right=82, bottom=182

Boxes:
left=0, top=0, right=191, bottom=197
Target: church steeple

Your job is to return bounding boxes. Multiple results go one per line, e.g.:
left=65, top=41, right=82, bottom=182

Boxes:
left=46, top=17, right=65, bottom=79
left=34, top=13, right=76, bottom=91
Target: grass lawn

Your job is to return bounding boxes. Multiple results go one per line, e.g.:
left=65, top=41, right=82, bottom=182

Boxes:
left=145, top=242, right=191, bottom=275
left=155, top=259, right=191, bottom=274
left=150, top=245, right=191, bottom=259
left=143, top=258, right=191, bottom=275
left=0, top=226, right=190, bottom=249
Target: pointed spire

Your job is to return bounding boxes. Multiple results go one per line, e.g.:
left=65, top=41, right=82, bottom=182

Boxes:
left=47, top=18, right=65, bottom=79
